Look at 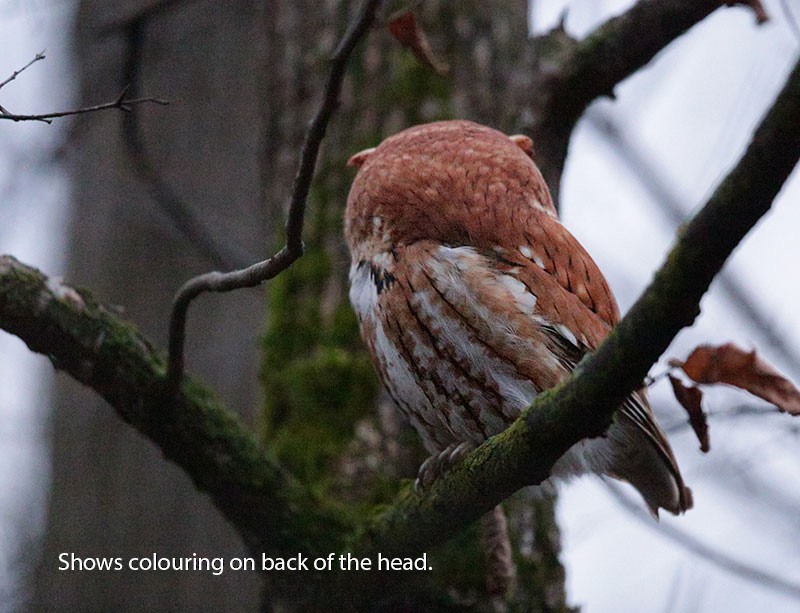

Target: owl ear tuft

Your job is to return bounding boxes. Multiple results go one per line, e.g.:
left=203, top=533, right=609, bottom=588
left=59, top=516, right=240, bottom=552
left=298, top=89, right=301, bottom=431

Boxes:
left=509, top=134, right=534, bottom=159
left=347, top=147, right=376, bottom=168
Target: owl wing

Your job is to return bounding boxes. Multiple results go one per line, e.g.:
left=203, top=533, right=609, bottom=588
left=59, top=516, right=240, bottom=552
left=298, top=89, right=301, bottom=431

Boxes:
left=482, top=213, right=690, bottom=513
left=354, top=236, right=689, bottom=513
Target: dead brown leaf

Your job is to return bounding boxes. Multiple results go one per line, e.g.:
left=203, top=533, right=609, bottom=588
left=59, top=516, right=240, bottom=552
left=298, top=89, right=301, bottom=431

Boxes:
left=387, top=11, right=449, bottom=75
left=668, top=375, right=709, bottom=452
left=670, top=342, right=800, bottom=415
left=725, top=0, right=770, bottom=25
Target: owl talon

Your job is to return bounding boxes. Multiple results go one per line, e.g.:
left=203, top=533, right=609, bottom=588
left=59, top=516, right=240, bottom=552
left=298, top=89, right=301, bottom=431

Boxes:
left=414, top=455, right=436, bottom=492
left=414, top=442, right=477, bottom=492
left=449, top=441, right=475, bottom=464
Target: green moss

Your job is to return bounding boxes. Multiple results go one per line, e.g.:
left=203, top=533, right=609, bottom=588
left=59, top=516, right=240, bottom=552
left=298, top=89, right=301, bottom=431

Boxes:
left=267, top=347, right=379, bottom=483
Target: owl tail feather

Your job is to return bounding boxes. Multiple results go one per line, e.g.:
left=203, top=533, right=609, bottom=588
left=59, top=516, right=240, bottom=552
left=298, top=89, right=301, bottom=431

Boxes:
left=606, top=394, right=693, bottom=517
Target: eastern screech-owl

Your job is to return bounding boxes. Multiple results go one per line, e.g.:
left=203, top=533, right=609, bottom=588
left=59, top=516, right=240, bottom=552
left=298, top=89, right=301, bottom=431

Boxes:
left=344, top=120, right=691, bottom=516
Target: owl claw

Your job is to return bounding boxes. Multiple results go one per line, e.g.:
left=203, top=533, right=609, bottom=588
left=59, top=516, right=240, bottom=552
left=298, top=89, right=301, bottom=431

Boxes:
left=414, top=441, right=477, bottom=492
left=449, top=441, right=476, bottom=464
left=414, top=456, right=436, bottom=492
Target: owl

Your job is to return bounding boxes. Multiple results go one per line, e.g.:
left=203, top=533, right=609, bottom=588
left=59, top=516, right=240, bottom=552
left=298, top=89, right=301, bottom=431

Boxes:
left=344, top=120, right=691, bottom=516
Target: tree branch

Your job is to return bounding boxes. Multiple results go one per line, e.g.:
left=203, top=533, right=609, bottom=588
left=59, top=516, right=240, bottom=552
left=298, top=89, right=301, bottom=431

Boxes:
left=529, top=0, right=768, bottom=204
left=165, top=0, right=385, bottom=391
left=0, top=255, right=339, bottom=554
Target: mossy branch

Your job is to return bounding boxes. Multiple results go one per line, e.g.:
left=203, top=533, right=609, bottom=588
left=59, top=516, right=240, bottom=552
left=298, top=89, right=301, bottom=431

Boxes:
left=0, top=256, right=343, bottom=555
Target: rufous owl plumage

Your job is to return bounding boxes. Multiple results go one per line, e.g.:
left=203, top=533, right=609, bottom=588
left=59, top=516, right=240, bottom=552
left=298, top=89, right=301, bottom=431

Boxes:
left=344, top=120, right=691, bottom=516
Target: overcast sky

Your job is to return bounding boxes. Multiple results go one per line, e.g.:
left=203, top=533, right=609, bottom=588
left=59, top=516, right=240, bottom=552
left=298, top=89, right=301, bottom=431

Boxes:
left=1, top=1, right=800, bottom=611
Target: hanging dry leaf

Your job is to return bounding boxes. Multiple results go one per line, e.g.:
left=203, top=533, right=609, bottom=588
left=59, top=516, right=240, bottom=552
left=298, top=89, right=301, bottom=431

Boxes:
left=669, top=343, right=800, bottom=415
left=725, top=0, right=769, bottom=25
left=668, top=375, right=709, bottom=452
left=387, top=11, right=449, bottom=75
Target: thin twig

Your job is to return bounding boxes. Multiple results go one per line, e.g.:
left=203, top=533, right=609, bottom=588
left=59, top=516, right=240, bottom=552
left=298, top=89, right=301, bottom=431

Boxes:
left=605, top=481, right=800, bottom=601
left=164, top=0, right=385, bottom=391
left=0, top=51, right=46, bottom=91
left=0, top=86, right=169, bottom=124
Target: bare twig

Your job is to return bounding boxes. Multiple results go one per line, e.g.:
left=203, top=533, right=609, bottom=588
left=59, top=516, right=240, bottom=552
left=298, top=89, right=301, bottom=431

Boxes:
left=664, top=402, right=780, bottom=434
left=164, top=0, right=385, bottom=391
left=0, top=51, right=46, bottom=91
left=605, top=481, right=800, bottom=601
left=0, top=85, right=169, bottom=124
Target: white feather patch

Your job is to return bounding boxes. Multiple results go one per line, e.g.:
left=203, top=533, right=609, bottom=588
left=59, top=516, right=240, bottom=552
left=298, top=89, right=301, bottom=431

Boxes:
left=555, top=323, right=579, bottom=347
left=349, top=259, right=448, bottom=448
left=498, top=273, right=537, bottom=314
left=426, top=246, right=539, bottom=417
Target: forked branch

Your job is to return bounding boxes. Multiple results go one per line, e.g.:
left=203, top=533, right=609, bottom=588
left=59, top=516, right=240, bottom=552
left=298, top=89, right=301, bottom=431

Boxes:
left=0, top=70, right=168, bottom=124
left=164, top=0, right=385, bottom=391
left=529, top=0, right=769, bottom=203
